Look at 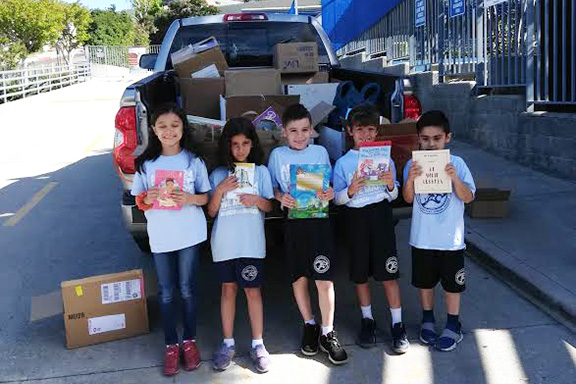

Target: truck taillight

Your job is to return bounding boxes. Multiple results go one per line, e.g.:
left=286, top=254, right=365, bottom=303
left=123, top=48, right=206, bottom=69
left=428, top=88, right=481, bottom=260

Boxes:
left=404, top=94, right=422, bottom=121
left=223, top=13, right=268, bottom=22
left=113, top=107, right=137, bottom=174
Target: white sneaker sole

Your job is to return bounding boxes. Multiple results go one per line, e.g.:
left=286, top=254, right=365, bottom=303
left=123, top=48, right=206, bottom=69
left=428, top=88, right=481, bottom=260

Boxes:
left=435, top=333, right=464, bottom=352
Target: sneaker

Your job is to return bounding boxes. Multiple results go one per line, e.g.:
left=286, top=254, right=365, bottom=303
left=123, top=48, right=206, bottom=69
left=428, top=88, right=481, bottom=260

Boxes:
left=182, top=340, right=201, bottom=371
left=357, top=318, right=377, bottom=348
left=250, top=344, right=271, bottom=373
left=163, top=344, right=180, bottom=376
left=212, top=343, right=235, bottom=371
left=319, top=331, right=348, bottom=365
left=391, top=322, right=410, bottom=354
left=419, top=322, right=438, bottom=345
left=301, top=323, right=320, bottom=356
left=435, top=328, right=463, bottom=352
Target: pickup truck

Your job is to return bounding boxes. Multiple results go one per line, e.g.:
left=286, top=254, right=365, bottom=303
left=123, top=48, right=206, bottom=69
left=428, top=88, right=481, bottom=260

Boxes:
left=113, top=12, right=419, bottom=252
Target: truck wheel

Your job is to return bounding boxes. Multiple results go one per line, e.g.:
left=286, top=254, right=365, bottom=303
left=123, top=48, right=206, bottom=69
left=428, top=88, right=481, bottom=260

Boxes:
left=132, top=235, right=151, bottom=254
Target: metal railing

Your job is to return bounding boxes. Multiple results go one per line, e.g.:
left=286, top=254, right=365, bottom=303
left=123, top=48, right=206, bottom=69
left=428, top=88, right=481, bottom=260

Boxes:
left=0, top=63, right=91, bottom=104
left=85, top=45, right=161, bottom=77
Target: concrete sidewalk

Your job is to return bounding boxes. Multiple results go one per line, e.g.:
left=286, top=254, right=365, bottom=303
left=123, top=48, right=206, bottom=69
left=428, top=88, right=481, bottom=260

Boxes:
left=451, top=140, right=576, bottom=330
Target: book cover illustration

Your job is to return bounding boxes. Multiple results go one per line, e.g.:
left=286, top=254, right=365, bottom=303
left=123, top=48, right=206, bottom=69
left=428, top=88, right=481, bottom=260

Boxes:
left=357, top=141, right=392, bottom=185
left=225, top=163, right=256, bottom=206
left=412, top=149, right=452, bottom=194
left=153, top=170, right=184, bottom=210
left=252, top=106, right=283, bottom=131
left=289, top=164, right=330, bottom=219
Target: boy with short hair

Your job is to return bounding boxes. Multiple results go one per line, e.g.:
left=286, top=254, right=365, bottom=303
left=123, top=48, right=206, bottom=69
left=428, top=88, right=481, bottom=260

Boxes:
left=403, top=110, right=475, bottom=352
left=267, top=104, right=348, bottom=365
left=333, top=104, right=409, bottom=354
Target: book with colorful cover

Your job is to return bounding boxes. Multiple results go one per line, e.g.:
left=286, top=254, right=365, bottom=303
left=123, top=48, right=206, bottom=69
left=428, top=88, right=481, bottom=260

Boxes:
left=225, top=163, right=256, bottom=206
left=412, top=149, right=452, bottom=194
left=154, top=170, right=184, bottom=210
left=289, top=164, right=330, bottom=219
left=357, top=141, right=392, bottom=185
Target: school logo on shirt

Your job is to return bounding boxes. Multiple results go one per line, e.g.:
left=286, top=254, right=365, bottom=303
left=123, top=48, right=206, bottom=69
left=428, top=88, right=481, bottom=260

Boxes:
left=416, top=193, right=451, bottom=215
left=313, top=255, right=330, bottom=274
left=241, top=265, right=258, bottom=281
left=385, top=256, right=398, bottom=274
left=455, top=268, right=466, bottom=286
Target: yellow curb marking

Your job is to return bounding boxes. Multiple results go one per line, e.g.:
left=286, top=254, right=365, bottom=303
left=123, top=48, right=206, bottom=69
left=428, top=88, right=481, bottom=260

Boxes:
left=3, top=182, right=58, bottom=227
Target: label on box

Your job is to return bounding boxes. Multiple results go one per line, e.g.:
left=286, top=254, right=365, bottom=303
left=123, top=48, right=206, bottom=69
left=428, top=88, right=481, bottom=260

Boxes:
left=88, top=314, right=126, bottom=335
left=101, top=279, right=142, bottom=305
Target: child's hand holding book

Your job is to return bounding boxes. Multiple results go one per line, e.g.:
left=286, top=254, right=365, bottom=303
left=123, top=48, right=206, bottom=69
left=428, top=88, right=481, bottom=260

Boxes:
left=378, top=169, right=396, bottom=191
left=317, top=187, right=334, bottom=201
left=144, top=186, right=160, bottom=205
left=348, top=171, right=366, bottom=198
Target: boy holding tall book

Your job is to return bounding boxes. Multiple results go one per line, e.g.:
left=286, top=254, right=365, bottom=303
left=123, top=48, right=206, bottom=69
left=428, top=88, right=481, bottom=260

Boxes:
left=403, top=110, right=475, bottom=352
left=268, top=104, right=348, bottom=365
left=333, top=104, right=410, bottom=354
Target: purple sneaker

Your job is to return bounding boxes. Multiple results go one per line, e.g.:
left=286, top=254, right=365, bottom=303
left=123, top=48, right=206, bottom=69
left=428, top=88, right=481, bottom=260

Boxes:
left=250, top=344, right=271, bottom=373
left=212, top=343, right=235, bottom=371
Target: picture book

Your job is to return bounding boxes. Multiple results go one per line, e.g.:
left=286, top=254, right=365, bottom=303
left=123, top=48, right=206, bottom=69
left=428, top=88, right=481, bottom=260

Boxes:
left=225, top=163, right=256, bottom=205
left=288, top=164, right=330, bottom=219
left=412, top=149, right=452, bottom=194
left=154, top=170, right=184, bottom=210
left=357, top=141, right=392, bottom=185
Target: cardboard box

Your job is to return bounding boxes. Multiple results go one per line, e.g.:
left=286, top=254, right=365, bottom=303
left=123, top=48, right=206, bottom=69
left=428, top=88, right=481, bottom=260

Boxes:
left=179, top=77, right=225, bottom=119
left=281, top=71, right=329, bottom=86
left=225, top=69, right=282, bottom=97
left=274, top=42, right=319, bottom=74
left=287, top=83, right=340, bottom=113
left=174, top=47, right=229, bottom=79
left=220, top=95, right=300, bottom=121
left=466, top=188, right=511, bottom=218
left=62, top=269, right=148, bottom=349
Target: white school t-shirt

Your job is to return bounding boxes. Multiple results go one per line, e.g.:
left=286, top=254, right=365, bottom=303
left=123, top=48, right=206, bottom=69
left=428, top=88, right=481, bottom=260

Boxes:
left=131, top=150, right=211, bottom=253
left=403, top=155, right=476, bottom=250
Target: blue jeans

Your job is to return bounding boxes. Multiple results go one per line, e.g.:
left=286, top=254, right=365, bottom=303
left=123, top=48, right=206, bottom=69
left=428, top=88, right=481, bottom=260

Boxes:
left=153, top=244, right=200, bottom=345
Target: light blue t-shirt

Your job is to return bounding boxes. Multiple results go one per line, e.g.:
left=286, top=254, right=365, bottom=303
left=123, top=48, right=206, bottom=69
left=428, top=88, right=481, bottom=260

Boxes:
left=267, top=144, right=331, bottom=194
left=131, top=150, right=211, bottom=253
left=403, top=154, right=476, bottom=250
left=333, top=149, right=400, bottom=208
left=209, top=165, right=274, bottom=262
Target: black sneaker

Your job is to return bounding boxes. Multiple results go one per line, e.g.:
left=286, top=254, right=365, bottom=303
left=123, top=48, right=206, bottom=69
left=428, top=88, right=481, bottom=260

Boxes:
left=301, top=323, right=320, bottom=356
left=319, top=331, right=348, bottom=365
left=391, top=322, right=410, bottom=354
left=357, top=318, right=377, bottom=348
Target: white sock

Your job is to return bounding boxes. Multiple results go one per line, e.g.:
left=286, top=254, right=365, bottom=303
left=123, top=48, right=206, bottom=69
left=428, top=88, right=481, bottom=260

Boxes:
left=390, top=307, right=402, bottom=325
left=305, top=318, right=316, bottom=326
left=361, top=305, right=374, bottom=319
left=251, top=339, right=264, bottom=348
left=321, top=325, right=333, bottom=336
left=223, top=338, right=235, bottom=347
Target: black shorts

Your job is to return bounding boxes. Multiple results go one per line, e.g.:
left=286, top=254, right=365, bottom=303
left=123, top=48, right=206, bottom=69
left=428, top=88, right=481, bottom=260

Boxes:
left=345, top=200, right=399, bottom=284
left=214, top=258, right=264, bottom=288
left=411, top=247, right=466, bottom=293
left=284, top=218, right=336, bottom=282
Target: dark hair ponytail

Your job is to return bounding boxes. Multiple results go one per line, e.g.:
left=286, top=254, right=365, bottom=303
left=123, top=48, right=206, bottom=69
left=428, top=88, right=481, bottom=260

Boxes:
left=135, top=103, right=201, bottom=174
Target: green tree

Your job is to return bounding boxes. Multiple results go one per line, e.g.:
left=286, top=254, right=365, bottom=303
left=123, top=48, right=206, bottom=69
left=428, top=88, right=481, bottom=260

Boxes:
left=87, top=7, right=135, bottom=46
left=55, top=2, right=91, bottom=64
left=131, top=0, right=162, bottom=45
left=0, top=36, right=27, bottom=71
left=151, top=0, right=218, bottom=44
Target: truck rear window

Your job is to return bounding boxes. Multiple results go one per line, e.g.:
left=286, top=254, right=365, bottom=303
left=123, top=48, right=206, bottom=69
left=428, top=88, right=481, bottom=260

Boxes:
left=170, top=21, right=329, bottom=68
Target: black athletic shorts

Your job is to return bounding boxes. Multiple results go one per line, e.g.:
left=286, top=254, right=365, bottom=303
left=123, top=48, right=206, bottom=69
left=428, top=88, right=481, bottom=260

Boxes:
left=411, top=247, right=466, bottom=293
left=214, top=258, right=264, bottom=288
left=284, top=218, right=336, bottom=282
left=345, top=200, right=399, bottom=284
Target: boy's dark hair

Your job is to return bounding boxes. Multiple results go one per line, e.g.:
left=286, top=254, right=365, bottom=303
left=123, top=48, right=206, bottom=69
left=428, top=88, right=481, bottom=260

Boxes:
left=346, top=104, right=380, bottom=128
left=282, top=103, right=312, bottom=128
left=416, top=110, right=451, bottom=134
left=218, top=117, right=264, bottom=169
left=135, top=103, right=201, bottom=174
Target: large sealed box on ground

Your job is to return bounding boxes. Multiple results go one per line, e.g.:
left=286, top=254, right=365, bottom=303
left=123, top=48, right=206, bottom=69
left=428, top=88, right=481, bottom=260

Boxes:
left=61, top=269, right=148, bottom=349
left=466, top=188, right=511, bottom=218
left=180, top=78, right=225, bottom=119
left=274, top=42, right=319, bottom=74
left=174, top=47, right=229, bottom=78
left=225, top=69, right=282, bottom=97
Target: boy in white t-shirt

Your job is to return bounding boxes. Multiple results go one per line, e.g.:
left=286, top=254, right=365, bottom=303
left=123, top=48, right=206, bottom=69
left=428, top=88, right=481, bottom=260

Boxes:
left=403, top=110, right=476, bottom=352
